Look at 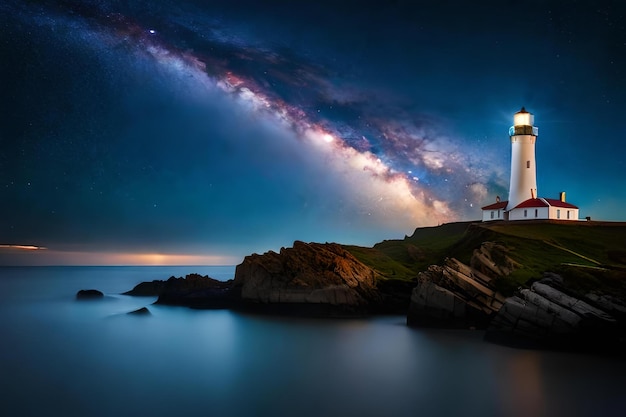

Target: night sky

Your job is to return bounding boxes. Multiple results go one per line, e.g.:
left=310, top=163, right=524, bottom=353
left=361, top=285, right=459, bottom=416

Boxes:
left=1, top=0, right=625, bottom=265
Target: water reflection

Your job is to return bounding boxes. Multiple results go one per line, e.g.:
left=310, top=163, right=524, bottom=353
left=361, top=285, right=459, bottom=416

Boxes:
left=497, top=352, right=545, bottom=417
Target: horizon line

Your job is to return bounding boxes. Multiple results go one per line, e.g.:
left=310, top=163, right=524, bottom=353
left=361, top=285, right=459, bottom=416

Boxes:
left=0, top=264, right=238, bottom=267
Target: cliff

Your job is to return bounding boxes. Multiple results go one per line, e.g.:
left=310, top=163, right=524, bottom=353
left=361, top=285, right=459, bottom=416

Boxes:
left=233, top=241, right=384, bottom=315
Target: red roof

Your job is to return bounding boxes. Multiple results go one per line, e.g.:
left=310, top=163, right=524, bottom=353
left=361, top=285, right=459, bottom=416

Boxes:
left=513, top=198, right=578, bottom=209
left=543, top=198, right=579, bottom=209
left=481, top=201, right=508, bottom=210
left=514, top=198, right=549, bottom=208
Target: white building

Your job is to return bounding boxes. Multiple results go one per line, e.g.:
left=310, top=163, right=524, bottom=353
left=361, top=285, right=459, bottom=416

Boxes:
left=481, top=108, right=579, bottom=222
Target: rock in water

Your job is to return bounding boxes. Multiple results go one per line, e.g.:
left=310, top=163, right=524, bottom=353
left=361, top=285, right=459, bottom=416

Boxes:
left=127, top=307, right=151, bottom=315
left=122, top=280, right=166, bottom=296
left=233, top=241, right=381, bottom=314
left=154, top=274, right=238, bottom=308
left=124, top=274, right=239, bottom=309
left=76, top=289, right=104, bottom=300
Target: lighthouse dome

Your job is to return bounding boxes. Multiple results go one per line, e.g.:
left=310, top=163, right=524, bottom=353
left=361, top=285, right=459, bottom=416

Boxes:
left=510, top=107, right=538, bottom=136
left=514, top=107, right=534, bottom=127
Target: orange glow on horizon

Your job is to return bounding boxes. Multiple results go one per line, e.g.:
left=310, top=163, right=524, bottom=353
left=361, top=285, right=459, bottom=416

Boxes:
left=0, top=244, right=47, bottom=250
left=114, top=252, right=236, bottom=266
left=0, top=248, right=239, bottom=266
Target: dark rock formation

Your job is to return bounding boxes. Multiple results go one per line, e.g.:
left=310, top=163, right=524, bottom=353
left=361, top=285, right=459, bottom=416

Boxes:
left=122, top=280, right=166, bottom=296
left=156, top=274, right=239, bottom=309
left=584, top=293, right=626, bottom=321
left=374, top=278, right=417, bottom=314
left=124, top=274, right=240, bottom=309
left=233, top=241, right=382, bottom=315
left=407, top=256, right=506, bottom=328
left=407, top=243, right=513, bottom=328
left=485, top=275, right=622, bottom=351
left=470, top=242, right=521, bottom=283
left=127, top=307, right=151, bottom=315
left=76, top=289, right=104, bottom=300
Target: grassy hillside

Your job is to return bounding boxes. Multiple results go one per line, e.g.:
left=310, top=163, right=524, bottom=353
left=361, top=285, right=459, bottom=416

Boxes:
left=344, top=220, right=626, bottom=296
left=344, top=222, right=471, bottom=280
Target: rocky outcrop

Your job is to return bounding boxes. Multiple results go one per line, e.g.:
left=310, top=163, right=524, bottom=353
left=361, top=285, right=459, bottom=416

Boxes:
left=585, top=293, right=626, bottom=320
left=375, top=278, right=417, bottom=314
left=127, top=307, right=151, bottom=315
left=233, top=241, right=382, bottom=315
left=76, top=289, right=104, bottom=299
left=407, top=257, right=506, bottom=328
left=407, top=237, right=626, bottom=350
left=407, top=242, right=514, bottom=328
left=485, top=275, right=622, bottom=351
left=122, top=280, right=166, bottom=296
left=470, top=242, right=521, bottom=285
left=124, top=274, right=240, bottom=309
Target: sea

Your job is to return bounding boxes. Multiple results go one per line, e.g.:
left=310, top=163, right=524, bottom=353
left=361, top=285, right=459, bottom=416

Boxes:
left=1, top=266, right=625, bottom=417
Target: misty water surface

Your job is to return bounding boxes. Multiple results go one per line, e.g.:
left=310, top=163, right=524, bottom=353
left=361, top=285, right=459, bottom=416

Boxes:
left=1, top=267, right=624, bottom=417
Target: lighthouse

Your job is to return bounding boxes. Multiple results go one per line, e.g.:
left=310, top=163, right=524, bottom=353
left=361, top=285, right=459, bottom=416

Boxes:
left=481, top=107, right=580, bottom=222
left=506, top=107, right=538, bottom=211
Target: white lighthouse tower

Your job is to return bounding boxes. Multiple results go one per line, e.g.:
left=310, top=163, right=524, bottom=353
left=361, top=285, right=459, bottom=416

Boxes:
left=481, top=107, right=580, bottom=222
left=506, top=107, right=538, bottom=211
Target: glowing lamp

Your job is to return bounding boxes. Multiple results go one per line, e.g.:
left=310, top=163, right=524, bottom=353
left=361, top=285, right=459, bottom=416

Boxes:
left=513, top=107, right=534, bottom=126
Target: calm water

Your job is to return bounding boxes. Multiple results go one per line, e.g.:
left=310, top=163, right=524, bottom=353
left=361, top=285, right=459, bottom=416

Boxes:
left=0, top=267, right=625, bottom=417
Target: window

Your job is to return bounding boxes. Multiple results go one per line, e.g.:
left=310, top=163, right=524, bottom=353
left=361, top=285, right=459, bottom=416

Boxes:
left=524, top=209, right=527, bottom=217
left=526, top=160, right=530, bottom=168
left=491, top=211, right=494, bottom=219
left=497, top=210, right=501, bottom=218
left=557, top=209, right=561, bottom=219
left=567, top=210, right=571, bottom=219
left=535, top=209, right=538, bottom=217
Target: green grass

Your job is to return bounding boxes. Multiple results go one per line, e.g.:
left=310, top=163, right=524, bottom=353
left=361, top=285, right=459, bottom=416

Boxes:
left=485, top=222, right=626, bottom=265
left=343, top=245, right=416, bottom=280
left=345, top=221, right=472, bottom=280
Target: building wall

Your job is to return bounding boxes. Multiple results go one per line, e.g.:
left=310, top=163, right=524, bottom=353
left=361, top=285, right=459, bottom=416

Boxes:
left=548, top=206, right=579, bottom=221
left=482, top=208, right=505, bottom=221
left=508, top=206, right=549, bottom=221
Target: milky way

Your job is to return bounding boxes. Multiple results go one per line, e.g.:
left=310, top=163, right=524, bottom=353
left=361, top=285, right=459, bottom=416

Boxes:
left=90, top=1, right=486, bottom=219
left=1, top=0, right=625, bottom=264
